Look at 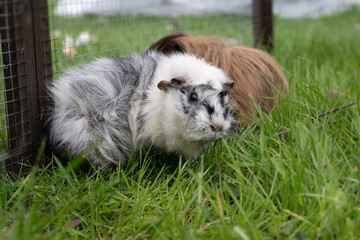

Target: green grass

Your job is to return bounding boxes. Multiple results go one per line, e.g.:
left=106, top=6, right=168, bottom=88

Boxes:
left=1, top=8, right=360, bottom=240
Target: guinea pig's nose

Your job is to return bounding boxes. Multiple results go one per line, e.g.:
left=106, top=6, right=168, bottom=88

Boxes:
left=210, top=124, right=223, bottom=132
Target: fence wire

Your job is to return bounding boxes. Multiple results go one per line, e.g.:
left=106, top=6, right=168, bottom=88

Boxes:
left=47, top=0, right=254, bottom=81
left=1, top=0, right=51, bottom=174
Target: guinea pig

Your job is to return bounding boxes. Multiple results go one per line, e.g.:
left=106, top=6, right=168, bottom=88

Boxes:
left=48, top=51, right=237, bottom=168
left=147, top=32, right=289, bottom=124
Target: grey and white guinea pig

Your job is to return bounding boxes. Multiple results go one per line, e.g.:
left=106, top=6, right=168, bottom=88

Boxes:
left=48, top=51, right=237, bottom=168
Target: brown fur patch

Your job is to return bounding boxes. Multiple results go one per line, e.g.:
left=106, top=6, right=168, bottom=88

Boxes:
left=148, top=32, right=289, bottom=125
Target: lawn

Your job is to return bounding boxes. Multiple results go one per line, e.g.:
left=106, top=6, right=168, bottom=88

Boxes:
left=0, top=7, right=359, bottom=240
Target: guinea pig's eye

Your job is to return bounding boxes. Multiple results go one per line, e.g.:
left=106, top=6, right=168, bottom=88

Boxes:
left=188, top=91, right=199, bottom=103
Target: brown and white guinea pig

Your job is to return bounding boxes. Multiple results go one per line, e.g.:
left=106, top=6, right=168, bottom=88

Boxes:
left=48, top=51, right=237, bottom=168
left=147, top=32, right=289, bottom=124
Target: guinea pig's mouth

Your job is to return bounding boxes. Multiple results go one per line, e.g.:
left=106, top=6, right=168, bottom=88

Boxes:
left=184, top=133, right=218, bottom=144
left=202, top=131, right=225, bottom=142
left=182, top=122, right=234, bottom=143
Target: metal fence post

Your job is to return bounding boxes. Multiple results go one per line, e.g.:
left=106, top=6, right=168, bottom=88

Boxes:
left=252, top=0, right=274, bottom=52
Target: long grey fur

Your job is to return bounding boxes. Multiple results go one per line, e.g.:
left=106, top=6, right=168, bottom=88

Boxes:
left=48, top=51, right=237, bottom=168
left=48, top=54, right=148, bottom=167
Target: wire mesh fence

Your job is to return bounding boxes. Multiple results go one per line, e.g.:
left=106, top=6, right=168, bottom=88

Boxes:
left=0, top=1, right=34, bottom=173
left=47, top=0, right=255, bottom=81
left=1, top=0, right=272, bottom=174
left=0, top=0, right=51, bottom=174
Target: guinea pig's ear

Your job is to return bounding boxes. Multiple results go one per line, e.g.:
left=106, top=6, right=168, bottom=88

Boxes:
left=170, top=76, right=186, bottom=85
left=148, top=33, right=187, bottom=55
left=224, top=80, right=234, bottom=89
left=157, top=77, right=186, bottom=92
left=157, top=81, right=171, bottom=92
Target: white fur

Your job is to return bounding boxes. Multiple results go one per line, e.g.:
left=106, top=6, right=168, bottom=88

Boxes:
left=132, top=54, right=234, bottom=157
left=153, top=54, right=230, bottom=90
